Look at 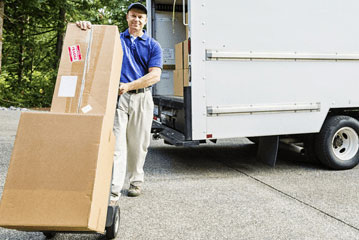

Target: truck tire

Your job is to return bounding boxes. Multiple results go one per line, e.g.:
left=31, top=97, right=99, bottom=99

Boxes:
left=105, top=206, right=120, bottom=239
left=315, top=115, right=359, bottom=170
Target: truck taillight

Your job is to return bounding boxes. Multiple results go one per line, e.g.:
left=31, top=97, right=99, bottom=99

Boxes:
left=188, top=37, right=191, bottom=55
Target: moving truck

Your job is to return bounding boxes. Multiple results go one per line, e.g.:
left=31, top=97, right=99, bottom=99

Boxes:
left=147, top=0, right=359, bottom=170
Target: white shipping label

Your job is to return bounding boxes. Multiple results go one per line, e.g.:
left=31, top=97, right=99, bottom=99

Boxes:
left=58, top=76, right=78, bottom=97
left=163, top=48, right=175, bottom=60
left=81, top=105, right=93, bottom=114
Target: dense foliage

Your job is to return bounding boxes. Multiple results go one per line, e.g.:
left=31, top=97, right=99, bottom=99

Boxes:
left=0, top=0, right=145, bottom=107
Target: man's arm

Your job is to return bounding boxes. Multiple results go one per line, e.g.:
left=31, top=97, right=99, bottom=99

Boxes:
left=119, top=67, right=161, bottom=95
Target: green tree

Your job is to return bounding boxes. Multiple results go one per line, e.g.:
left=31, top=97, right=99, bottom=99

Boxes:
left=0, top=0, right=4, bottom=72
left=0, top=0, right=146, bottom=108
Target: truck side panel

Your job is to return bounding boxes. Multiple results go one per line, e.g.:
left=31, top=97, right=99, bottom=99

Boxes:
left=191, top=0, right=359, bottom=139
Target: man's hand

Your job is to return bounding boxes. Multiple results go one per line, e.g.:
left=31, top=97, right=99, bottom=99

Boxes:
left=76, top=21, right=92, bottom=30
left=119, top=83, right=130, bottom=95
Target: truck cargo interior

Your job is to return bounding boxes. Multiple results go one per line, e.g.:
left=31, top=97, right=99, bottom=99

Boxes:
left=149, top=0, right=194, bottom=145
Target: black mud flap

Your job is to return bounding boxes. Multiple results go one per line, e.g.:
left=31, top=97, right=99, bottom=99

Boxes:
left=256, top=136, right=279, bottom=167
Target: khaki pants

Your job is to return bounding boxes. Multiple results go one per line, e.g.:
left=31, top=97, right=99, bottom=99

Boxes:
left=111, top=90, right=154, bottom=196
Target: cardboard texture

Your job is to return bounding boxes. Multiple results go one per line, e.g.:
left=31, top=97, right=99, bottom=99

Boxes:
left=0, top=112, right=115, bottom=232
left=183, top=39, right=189, bottom=69
left=174, top=39, right=189, bottom=96
left=51, top=24, right=123, bottom=115
left=0, top=23, right=122, bottom=233
left=184, top=68, right=189, bottom=87
left=173, top=69, right=183, bottom=96
left=175, top=42, right=183, bottom=70
left=173, top=69, right=189, bottom=97
left=175, top=40, right=188, bottom=70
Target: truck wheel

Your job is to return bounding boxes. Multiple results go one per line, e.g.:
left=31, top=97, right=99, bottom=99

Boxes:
left=316, top=115, right=359, bottom=170
left=105, top=206, right=120, bottom=239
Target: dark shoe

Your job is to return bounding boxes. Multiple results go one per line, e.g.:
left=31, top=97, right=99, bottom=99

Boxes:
left=128, top=184, right=141, bottom=197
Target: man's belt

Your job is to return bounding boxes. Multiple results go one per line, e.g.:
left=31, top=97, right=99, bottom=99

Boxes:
left=128, top=88, right=150, bottom=94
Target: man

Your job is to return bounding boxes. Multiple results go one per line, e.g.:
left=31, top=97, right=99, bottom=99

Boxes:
left=77, top=2, right=163, bottom=201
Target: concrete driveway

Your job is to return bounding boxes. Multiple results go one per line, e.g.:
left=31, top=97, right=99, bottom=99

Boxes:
left=1, top=110, right=359, bottom=240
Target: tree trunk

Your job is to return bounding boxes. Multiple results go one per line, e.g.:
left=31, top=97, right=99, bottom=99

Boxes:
left=17, top=23, right=24, bottom=84
left=55, top=5, right=66, bottom=68
left=0, top=0, right=4, bottom=73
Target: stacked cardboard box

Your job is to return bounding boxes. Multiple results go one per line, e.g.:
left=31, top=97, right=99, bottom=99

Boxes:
left=0, top=23, right=122, bottom=233
left=174, top=39, right=189, bottom=97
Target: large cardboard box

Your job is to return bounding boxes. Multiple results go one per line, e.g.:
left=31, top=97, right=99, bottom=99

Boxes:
left=0, top=23, right=122, bottom=233
left=0, top=112, right=115, bottom=232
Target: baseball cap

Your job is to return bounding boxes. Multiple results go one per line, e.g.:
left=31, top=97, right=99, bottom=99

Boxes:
left=127, top=3, right=147, bottom=14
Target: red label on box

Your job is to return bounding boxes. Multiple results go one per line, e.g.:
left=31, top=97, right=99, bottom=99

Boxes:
left=68, top=45, right=82, bottom=62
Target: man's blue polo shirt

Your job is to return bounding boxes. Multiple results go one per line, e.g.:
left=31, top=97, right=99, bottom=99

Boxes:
left=120, top=29, right=163, bottom=83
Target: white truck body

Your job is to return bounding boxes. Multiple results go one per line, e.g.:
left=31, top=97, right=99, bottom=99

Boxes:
left=147, top=0, right=359, bottom=169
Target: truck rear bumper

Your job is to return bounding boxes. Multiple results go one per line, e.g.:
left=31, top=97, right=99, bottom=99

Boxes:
left=152, top=121, right=200, bottom=146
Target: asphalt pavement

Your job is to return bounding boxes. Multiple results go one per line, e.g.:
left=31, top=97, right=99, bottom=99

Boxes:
left=1, top=110, right=359, bottom=240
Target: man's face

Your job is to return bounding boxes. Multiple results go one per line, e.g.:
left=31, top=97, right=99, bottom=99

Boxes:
left=126, top=9, right=147, bottom=31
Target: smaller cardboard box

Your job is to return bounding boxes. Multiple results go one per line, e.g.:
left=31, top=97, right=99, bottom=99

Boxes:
left=175, top=42, right=183, bottom=70
left=175, top=40, right=189, bottom=70
left=184, top=68, right=189, bottom=87
left=183, top=39, right=189, bottom=69
left=173, top=69, right=189, bottom=97
left=175, top=40, right=189, bottom=69
left=173, top=69, right=183, bottom=96
left=51, top=24, right=122, bottom=115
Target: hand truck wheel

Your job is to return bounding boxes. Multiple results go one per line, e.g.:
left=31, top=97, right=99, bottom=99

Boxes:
left=105, top=205, right=120, bottom=239
left=42, top=231, right=56, bottom=239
